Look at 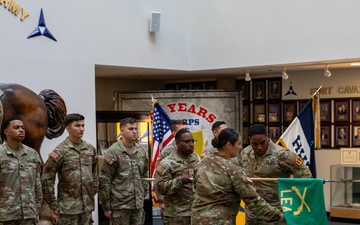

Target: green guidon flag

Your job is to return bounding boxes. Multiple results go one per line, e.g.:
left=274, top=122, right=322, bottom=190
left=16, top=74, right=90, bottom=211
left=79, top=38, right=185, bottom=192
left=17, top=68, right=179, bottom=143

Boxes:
left=278, top=178, right=328, bottom=225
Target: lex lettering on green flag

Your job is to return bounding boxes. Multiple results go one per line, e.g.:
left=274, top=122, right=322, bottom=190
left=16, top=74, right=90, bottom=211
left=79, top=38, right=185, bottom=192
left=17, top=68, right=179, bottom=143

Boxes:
left=278, top=178, right=328, bottom=225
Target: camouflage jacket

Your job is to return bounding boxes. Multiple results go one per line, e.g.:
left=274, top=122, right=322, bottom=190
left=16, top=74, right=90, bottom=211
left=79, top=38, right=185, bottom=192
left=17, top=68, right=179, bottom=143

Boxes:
left=159, top=141, right=177, bottom=161
left=0, top=142, right=42, bottom=221
left=99, top=140, right=149, bottom=211
left=155, top=151, right=199, bottom=217
left=155, top=141, right=178, bottom=204
left=239, top=141, right=312, bottom=208
left=42, top=137, right=99, bottom=214
left=192, top=152, right=282, bottom=225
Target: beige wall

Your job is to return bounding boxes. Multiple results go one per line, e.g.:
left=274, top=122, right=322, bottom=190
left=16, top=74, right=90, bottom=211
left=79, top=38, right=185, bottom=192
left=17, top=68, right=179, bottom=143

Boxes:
left=95, top=78, right=163, bottom=110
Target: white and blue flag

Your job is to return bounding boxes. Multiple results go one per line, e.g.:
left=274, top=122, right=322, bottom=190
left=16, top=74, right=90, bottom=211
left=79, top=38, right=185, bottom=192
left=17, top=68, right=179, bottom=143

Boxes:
left=277, top=98, right=317, bottom=177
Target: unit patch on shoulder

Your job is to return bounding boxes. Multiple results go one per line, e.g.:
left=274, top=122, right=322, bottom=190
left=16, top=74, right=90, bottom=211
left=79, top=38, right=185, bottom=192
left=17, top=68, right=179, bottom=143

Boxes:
left=295, top=156, right=303, bottom=166
left=49, top=151, right=59, bottom=160
left=156, top=165, right=164, bottom=173
left=103, top=155, right=113, bottom=164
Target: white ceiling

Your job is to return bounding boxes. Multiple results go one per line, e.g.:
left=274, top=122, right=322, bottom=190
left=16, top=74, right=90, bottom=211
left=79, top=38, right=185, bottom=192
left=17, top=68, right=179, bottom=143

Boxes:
left=95, top=58, right=360, bottom=81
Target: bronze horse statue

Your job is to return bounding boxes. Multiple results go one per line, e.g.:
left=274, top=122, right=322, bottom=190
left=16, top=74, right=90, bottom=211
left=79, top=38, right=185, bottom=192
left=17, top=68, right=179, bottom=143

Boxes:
left=0, top=83, right=67, bottom=224
left=0, top=83, right=67, bottom=161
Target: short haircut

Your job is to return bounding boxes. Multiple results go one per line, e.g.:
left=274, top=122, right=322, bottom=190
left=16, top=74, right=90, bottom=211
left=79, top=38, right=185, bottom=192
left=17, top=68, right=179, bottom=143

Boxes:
left=175, top=129, right=191, bottom=141
left=248, top=124, right=267, bottom=137
left=120, top=117, right=136, bottom=129
left=170, top=119, right=186, bottom=132
left=1, top=117, right=22, bottom=140
left=64, top=113, right=84, bottom=127
left=212, top=128, right=239, bottom=150
left=212, top=121, right=226, bottom=131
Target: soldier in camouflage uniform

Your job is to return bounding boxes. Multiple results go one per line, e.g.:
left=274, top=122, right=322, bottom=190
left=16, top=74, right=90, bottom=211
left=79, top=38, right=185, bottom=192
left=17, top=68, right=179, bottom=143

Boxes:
left=192, top=128, right=283, bottom=225
left=99, top=117, right=149, bottom=225
left=155, top=119, right=187, bottom=224
left=0, top=117, right=42, bottom=225
left=155, top=129, right=199, bottom=225
left=42, top=113, right=98, bottom=225
left=239, top=124, right=312, bottom=225
left=158, top=119, right=187, bottom=160
left=200, top=121, right=227, bottom=158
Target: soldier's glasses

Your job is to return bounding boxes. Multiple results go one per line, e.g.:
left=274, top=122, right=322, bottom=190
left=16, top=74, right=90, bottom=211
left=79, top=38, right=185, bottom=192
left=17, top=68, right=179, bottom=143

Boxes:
left=178, top=140, right=197, bottom=144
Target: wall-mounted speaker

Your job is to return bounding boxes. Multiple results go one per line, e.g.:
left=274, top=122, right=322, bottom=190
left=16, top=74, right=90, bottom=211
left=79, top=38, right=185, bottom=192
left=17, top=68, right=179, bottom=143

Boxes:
left=150, top=11, right=161, bottom=32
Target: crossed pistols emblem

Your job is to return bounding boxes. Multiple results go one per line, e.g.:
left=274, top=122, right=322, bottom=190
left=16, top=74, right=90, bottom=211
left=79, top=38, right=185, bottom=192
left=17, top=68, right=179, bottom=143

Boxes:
left=291, top=186, right=311, bottom=215
left=280, top=186, right=311, bottom=215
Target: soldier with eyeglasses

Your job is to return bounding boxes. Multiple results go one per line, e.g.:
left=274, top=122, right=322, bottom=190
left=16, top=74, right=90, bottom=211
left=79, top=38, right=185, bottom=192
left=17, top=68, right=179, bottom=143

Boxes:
left=155, top=129, right=199, bottom=225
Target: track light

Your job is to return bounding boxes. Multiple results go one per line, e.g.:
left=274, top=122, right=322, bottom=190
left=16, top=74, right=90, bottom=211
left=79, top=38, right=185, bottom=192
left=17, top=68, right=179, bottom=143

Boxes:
left=324, top=65, right=331, bottom=77
left=282, top=68, right=289, bottom=80
left=245, top=71, right=251, bottom=81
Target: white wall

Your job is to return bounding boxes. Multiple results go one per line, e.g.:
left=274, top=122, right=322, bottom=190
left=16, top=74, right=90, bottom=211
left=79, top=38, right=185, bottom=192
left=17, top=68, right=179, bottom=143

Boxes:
left=190, top=0, right=360, bottom=69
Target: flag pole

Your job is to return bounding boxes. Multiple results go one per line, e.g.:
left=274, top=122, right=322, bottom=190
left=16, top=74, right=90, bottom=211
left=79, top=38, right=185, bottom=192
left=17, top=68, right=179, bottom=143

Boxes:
left=312, top=85, right=322, bottom=96
left=139, top=177, right=360, bottom=183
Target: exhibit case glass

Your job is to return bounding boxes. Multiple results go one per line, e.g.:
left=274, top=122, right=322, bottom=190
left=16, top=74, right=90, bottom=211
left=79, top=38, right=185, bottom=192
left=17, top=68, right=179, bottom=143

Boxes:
left=330, top=164, right=360, bottom=219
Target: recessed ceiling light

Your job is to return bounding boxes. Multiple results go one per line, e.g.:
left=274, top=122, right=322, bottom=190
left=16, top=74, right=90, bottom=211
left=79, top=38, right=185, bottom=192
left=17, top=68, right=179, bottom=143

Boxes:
left=350, top=63, right=360, bottom=66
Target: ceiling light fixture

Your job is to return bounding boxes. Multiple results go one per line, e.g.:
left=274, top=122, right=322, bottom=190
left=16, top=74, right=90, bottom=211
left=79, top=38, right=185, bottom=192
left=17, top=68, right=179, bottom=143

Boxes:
left=324, top=65, right=331, bottom=77
left=282, top=67, right=289, bottom=80
left=245, top=71, right=251, bottom=81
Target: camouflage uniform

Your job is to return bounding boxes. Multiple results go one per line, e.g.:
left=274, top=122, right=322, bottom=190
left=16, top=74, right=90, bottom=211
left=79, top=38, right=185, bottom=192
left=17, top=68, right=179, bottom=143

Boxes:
left=201, top=146, right=239, bottom=166
left=239, top=141, right=312, bottom=225
left=99, top=140, right=149, bottom=225
left=192, top=152, right=283, bottom=225
left=155, top=140, right=178, bottom=219
left=200, top=145, right=217, bottom=158
left=159, top=141, right=177, bottom=160
left=0, top=142, right=42, bottom=223
left=155, top=150, right=199, bottom=224
left=42, top=137, right=98, bottom=223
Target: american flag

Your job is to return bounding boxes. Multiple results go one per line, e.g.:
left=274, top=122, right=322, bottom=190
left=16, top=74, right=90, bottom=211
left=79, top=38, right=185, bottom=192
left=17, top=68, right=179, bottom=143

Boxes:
left=150, top=100, right=173, bottom=205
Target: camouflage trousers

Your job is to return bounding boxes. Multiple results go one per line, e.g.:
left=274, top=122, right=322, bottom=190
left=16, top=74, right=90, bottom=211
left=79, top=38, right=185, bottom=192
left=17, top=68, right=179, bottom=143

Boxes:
left=112, top=209, right=145, bottom=225
left=0, top=219, right=35, bottom=225
left=59, top=213, right=93, bottom=225
left=163, top=216, right=191, bottom=225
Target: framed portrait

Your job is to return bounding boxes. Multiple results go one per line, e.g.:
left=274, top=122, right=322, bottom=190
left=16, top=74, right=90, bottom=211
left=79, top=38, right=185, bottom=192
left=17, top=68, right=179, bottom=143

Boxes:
left=320, top=100, right=331, bottom=122
left=334, top=100, right=349, bottom=122
left=352, top=100, right=360, bottom=122
left=191, top=82, right=204, bottom=90
left=353, top=125, right=360, bottom=147
left=178, top=83, right=190, bottom=90
left=237, top=81, right=250, bottom=101
left=242, top=127, right=249, bottom=145
left=268, top=80, right=281, bottom=100
left=253, top=103, right=266, bottom=123
left=283, top=125, right=289, bottom=133
left=253, top=80, right=265, bottom=100
left=320, top=126, right=331, bottom=147
left=299, top=100, right=307, bottom=112
left=335, top=125, right=349, bottom=147
left=242, top=104, right=250, bottom=123
left=269, top=126, right=281, bottom=142
left=268, top=103, right=281, bottom=122
left=283, top=102, right=297, bottom=123
left=204, top=81, right=217, bottom=89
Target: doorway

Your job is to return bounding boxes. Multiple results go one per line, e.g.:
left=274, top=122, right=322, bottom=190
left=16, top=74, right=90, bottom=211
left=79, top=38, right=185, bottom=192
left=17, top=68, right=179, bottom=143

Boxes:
left=96, top=111, right=153, bottom=225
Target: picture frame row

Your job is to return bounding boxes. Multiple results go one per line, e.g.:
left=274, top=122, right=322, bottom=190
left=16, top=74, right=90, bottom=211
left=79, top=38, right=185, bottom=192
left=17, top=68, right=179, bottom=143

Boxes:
left=242, top=125, right=360, bottom=148
left=238, top=79, right=282, bottom=101
left=243, top=102, right=298, bottom=123
left=243, top=99, right=360, bottom=124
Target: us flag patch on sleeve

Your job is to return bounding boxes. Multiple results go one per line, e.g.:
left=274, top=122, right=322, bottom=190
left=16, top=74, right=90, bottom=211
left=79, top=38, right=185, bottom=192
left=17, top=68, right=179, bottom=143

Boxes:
left=156, top=165, right=164, bottom=173
left=49, top=151, right=59, bottom=159
left=103, top=155, right=112, bottom=164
